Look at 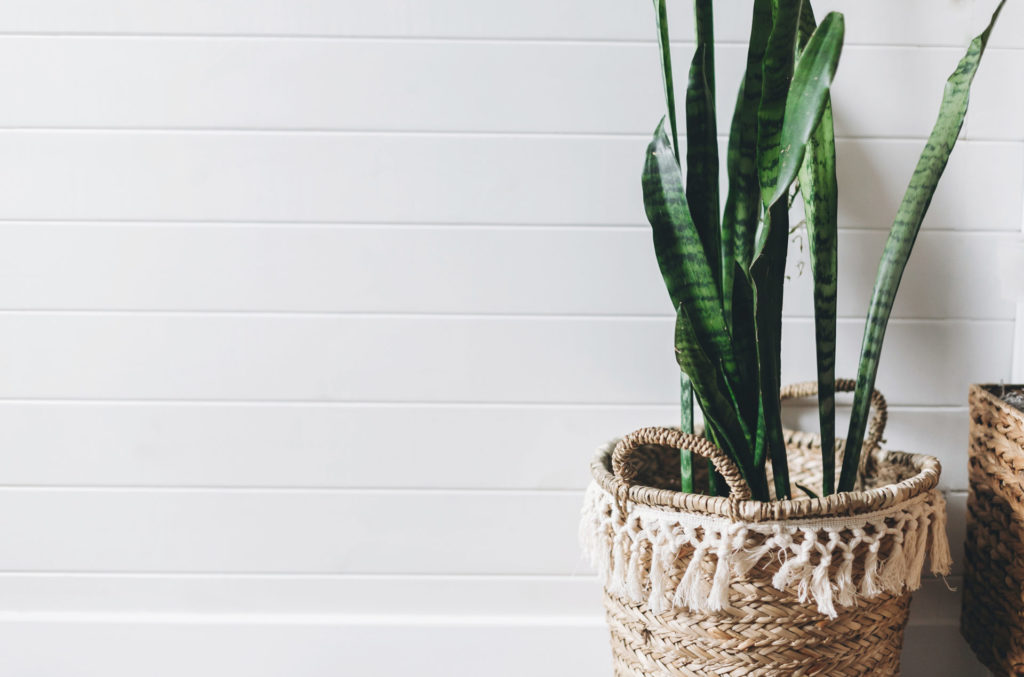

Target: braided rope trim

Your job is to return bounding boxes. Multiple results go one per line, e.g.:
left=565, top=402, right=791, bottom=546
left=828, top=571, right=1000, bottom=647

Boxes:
left=581, top=472, right=951, bottom=620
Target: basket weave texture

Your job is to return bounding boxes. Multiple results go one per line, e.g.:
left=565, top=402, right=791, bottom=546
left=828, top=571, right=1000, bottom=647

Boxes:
left=962, top=384, right=1024, bottom=676
left=581, top=381, right=951, bottom=677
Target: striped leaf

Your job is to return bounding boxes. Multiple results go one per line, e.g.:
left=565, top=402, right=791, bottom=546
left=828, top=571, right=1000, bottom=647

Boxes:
left=750, top=199, right=791, bottom=498
left=798, top=6, right=840, bottom=496
left=730, top=262, right=761, bottom=445
left=755, top=9, right=844, bottom=253
left=643, top=121, right=740, bottom=392
left=838, top=0, right=1006, bottom=492
left=756, top=0, right=803, bottom=210
left=749, top=0, right=802, bottom=499
left=679, top=372, right=694, bottom=493
left=684, top=0, right=721, bottom=494
left=652, top=0, right=680, bottom=162
left=769, top=12, right=844, bottom=207
left=723, top=0, right=772, bottom=276
left=686, top=0, right=721, bottom=292
left=675, top=306, right=763, bottom=498
left=648, top=0, right=696, bottom=492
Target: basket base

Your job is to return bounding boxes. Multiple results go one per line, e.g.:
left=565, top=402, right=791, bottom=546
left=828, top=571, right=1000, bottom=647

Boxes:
left=604, top=589, right=910, bottom=677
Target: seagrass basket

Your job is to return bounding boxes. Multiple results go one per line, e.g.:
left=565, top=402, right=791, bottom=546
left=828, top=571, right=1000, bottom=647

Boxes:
left=580, top=380, right=951, bottom=677
left=962, top=383, right=1024, bottom=675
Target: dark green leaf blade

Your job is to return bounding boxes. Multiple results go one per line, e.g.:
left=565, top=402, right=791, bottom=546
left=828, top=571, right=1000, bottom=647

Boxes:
left=685, top=0, right=721, bottom=293
left=679, top=373, right=694, bottom=493
left=748, top=0, right=805, bottom=500
left=750, top=200, right=791, bottom=498
left=770, top=11, right=845, bottom=207
left=756, top=0, right=803, bottom=209
left=723, top=0, right=772, bottom=276
left=800, top=101, right=839, bottom=496
left=838, top=0, right=1006, bottom=492
left=730, top=262, right=761, bottom=446
left=755, top=9, right=844, bottom=259
left=643, top=121, right=740, bottom=389
left=652, top=0, right=680, bottom=162
left=798, top=7, right=840, bottom=496
left=675, top=306, right=764, bottom=499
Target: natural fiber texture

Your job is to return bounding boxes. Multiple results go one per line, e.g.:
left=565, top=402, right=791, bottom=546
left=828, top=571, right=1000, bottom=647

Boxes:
left=581, top=383, right=951, bottom=676
left=962, top=383, right=1024, bottom=676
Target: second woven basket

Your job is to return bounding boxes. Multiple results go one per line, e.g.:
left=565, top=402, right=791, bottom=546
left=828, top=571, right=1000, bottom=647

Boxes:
left=580, top=381, right=951, bottom=676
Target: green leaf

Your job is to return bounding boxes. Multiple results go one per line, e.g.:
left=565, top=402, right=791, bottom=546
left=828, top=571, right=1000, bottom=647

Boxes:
left=756, top=0, right=803, bottom=209
left=750, top=200, right=791, bottom=498
left=838, top=0, right=1006, bottom=493
left=675, top=306, right=764, bottom=498
left=755, top=10, right=845, bottom=255
left=795, top=482, right=819, bottom=499
left=679, top=373, right=694, bottom=493
left=729, top=262, right=761, bottom=446
left=652, top=0, right=680, bottom=163
left=643, top=121, right=740, bottom=390
left=685, top=0, right=721, bottom=293
left=797, top=6, right=840, bottom=496
left=769, top=12, right=844, bottom=207
left=723, top=0, right=772, bottom=276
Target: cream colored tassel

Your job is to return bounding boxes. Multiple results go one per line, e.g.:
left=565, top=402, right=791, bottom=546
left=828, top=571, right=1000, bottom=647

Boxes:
left=928, top=493, right=953, bottom=575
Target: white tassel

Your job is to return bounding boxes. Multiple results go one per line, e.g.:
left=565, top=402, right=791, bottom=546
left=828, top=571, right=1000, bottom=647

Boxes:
left=648, top=540, right=668, bottom=612
left=810, top=560, right=837, bottom=618
left=708, top=528, right=738, bottom=611
left=928, top=494, right=953, bottom=575
left=811, top=534, right=841, bottom=618
left=879, top=518, right=907, bottom=593
left=861, top=539, right=882, bottom=597
left=907, top=510, right=931, bottom=591
left=610, top=527, right=631, bottom=596
left=624, top=535, right=646, bottom=601
left=677, top=543, right=711, bottom=612
left=835, top=550, right=857, bottom=607
left=580, top=484, right=950, bottom=616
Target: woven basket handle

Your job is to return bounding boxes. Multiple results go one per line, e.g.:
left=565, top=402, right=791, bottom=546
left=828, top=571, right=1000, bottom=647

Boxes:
left=611, top=427, right=752, bottom=500
left=779, top=378, right=888, bottom=452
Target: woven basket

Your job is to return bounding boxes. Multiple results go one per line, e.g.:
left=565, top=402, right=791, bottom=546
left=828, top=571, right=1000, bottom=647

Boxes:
left=581, top=380, right=951, bottom=677
left=962, top=383, right=1024, bottom=675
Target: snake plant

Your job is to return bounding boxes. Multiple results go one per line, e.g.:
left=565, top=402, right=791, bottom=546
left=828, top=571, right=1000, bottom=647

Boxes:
left=646, top=0, right=1005, bottom=500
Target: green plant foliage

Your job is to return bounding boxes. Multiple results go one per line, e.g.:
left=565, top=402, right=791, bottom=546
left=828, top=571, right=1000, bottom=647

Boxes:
left=640, top=0, right=1003, bottom=500
left=797, top=5, right=840, bottom=496
left=649, top=0, right=695, bottom=492
left=838, top=0, right=1007, bottom=492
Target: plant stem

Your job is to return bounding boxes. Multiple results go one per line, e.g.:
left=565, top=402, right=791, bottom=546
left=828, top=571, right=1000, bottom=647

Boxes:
left=680, top=372, right=694, bottom=493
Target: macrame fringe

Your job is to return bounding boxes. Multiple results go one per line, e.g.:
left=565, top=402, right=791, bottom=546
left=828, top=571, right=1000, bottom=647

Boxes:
left=580, top=481, right=951, bottom=619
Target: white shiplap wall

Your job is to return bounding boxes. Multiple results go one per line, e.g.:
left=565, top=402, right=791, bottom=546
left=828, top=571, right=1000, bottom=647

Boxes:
left=0, top=1, right=1020, bottom=675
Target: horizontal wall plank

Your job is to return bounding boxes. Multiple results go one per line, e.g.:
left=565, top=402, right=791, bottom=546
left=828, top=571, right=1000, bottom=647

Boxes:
left=0, top=573, right=962, bottom=624
left=988, top=0, right=1024, bottom=48
left=968, top=47, right=1024, bottom=140
left=0, top=133, right=1016, bottom=230
left=0, top=618, right=613, bottom=677
left=0, top=38, right=966, bottom=138
left=0, top=489, right=588, bottom=574
left=0, top=617, right=987, bottom=677
left=785, top=230, right=1016, bottom=320
left=0, top=315, right=1008, bottom=405
left=0, top=225, right=1012, bottom=320
left=0, top=402, right=971, bottom=491
left=0, top=489, right=969, bottom=575
left=0, top=573, right=606, bottom=617
left=0, top=0, right=994, bottom=47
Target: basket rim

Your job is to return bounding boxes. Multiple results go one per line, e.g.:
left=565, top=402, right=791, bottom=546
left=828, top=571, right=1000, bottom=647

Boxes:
left=590, top=427, right=942, bottom=523
left=971, top=383, right=1024, bottom=425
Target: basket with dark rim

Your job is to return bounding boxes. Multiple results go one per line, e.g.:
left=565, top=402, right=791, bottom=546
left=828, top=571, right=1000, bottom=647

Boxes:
left=580, top=380, right=951, bottom=677
left=962, top=383, right=1024, bottom=675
